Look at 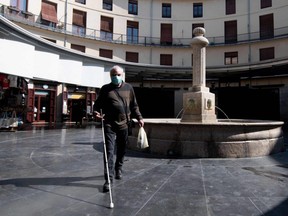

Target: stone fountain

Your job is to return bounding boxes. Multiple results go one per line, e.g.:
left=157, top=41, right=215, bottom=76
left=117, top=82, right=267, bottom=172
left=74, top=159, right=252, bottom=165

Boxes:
left=128, top=28, right=284, bottom=158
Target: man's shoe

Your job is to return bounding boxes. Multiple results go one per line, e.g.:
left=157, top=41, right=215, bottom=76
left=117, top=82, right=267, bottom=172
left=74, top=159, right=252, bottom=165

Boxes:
left=103, top=181, right=112, bottom=193
left=115, top=170, right=122, bottom=180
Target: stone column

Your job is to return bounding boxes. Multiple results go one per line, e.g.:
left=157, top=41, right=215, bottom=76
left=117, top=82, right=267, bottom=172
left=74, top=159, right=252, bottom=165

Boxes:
left=181, top=27, right=217, bottom=123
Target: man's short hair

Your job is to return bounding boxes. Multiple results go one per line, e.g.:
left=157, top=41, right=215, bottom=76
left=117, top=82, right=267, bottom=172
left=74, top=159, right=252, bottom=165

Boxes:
left=110, top=65, right=124, bottom=75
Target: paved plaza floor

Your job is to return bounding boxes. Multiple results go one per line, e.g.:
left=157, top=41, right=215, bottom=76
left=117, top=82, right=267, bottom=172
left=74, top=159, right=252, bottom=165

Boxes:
left=0, top=125, right=287, bottom=216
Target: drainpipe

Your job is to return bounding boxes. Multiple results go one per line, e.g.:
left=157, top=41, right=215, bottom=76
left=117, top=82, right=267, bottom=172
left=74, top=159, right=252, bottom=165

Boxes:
left=149, top=0, right=153, bottom=64
left=247, top=0, right=252, bottom=87
left=247, top=0, right=251, bottom=63
left=61, top=0, right=68, bottom=122
left=64, top=0, right=68, bottom=47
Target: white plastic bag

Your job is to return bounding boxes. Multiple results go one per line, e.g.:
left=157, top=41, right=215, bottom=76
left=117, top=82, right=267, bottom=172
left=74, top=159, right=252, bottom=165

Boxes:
left=137, top=127, right=149, bottom=149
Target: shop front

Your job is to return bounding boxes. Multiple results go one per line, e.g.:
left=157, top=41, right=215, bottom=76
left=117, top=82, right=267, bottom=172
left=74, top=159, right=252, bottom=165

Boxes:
left=64, top=86, right=96, bottom=124
left=1, top=75, right=97, bottom=127
left=0, top=73, right=28, bottom=130
left=26, top=82, right=56, bottom=124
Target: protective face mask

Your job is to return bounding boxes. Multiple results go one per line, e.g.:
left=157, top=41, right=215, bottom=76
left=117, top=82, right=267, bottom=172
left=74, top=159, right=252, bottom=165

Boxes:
left=111, top=75, right=123, bottom=85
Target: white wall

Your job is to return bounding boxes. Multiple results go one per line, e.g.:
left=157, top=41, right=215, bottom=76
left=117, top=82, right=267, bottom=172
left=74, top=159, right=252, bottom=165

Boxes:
left=0, top=38, right=110, bottom=88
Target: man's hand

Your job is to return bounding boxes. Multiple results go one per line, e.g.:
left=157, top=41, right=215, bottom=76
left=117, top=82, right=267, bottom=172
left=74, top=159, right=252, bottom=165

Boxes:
left=138, top=119, right=144, bottom=127
left=94, top=111, right=105, bottom=120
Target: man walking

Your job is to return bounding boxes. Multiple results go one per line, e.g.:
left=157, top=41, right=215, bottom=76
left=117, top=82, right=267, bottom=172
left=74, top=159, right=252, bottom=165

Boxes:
left=94, top=65, right=144, bottom=193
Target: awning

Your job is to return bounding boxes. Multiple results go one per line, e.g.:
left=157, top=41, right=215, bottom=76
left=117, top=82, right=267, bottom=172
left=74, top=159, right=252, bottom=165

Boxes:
left=41, top=1, right=58, bottom=23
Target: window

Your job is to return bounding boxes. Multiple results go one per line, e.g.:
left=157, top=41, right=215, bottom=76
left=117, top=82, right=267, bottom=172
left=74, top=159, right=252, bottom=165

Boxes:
left=261, top=0, right=272, bottom=9
left=225, top=20, right=237, bottom=44
left=72, top=9, right=86, bottom=36
left=99, top=49, right=113, bottom=59
left=192, top=23, right=204, bottom=37
left=260, top=47, right=274, bottom=61
left=75, top=0, right=86, bottom=4
left=101, top=16, right=113, bottom=41
left=193, top=3, right=203, bottom=18
left=127, top=21, right=139, bottom=44
left=41, top=1, right=58, bottom=27
left=260, top=14, right=274, bottom=39
left=10, top=0, right=27, bottom=11
left=161, top=23, right=172, bottom=45
left=103, top=0, right=112, bottom=11
left=162, top=3, right=171, bottom=18
left=225, top=52, right=238, bottom=65
left=126, top=52, right=139, bottom=63
left=71, top=44, right=85, bottom=53
left=160, top=54, right=173, bottom=66
left=226, top=0, right=236, bottom=15
left=128, top=0, right=138, bottom=15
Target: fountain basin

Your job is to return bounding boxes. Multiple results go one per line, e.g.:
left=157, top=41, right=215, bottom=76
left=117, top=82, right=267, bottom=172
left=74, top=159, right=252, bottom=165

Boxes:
left=128, top=119, right=285, bottom=158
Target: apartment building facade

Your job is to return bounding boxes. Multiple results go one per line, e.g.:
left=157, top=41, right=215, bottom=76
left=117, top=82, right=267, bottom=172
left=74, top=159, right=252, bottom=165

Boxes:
left=0, top=0, right=288, bottom=123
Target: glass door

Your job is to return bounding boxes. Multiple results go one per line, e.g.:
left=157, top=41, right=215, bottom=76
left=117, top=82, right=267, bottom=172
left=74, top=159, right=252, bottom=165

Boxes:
left=34, top=93, right=49, bottom=122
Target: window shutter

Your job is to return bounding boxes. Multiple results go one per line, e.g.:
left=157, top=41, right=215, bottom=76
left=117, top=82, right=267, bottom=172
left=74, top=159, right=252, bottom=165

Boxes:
left=225, top=52, right=238, bottom=64
left=100, top=49, right=113, bottom=59
left=101, top=16, right=113, bottom=32
left=127, top=21, right=138, bottom=28
left=41, top=1, right=58, bottom=23
left=71, top=44, right=86, bottom=53
left=260, top=47, right=274, bottom=61
left=226, top=0, right=236, bottom=15
left=161, top=24, right=172, bottom=43
left=261, top=0, right=272, bottom=9
left=126, top=52, right=139, bottom=63
left=260, top=14, right=274, bottom=39
left=160, top=54, right=172, bottom=66
left=225, top=20, right=237, bottom=43
left=105, top=0, right=112, bottom=3
left=73, top=9, right=86, bottom=27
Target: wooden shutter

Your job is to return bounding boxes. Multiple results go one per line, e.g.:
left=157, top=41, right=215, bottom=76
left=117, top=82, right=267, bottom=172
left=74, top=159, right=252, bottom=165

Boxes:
left=161, top=24, right=172, bottom=44
left=260, top=14, right=274, bottom=39
left=225, top=20, right=237, bottom=43
left=260, top=47, right=274, bottom=61
left=71, top=44, right=85, bottom=53
left=160, top=54, right=172, bottom=66
left=41, top=1, right=58, bottom=23
left=226, top=0, right=236, bottom=15
left=73, top=9, right=86, bottom=27
left=104, top=0, right=112, bottom=4
left=225, top=52, right=238, bottom=64
left=99, top=49, right=113, bottom=59
left=101, top=16, right=113, bottom=32
left=261, top=0, right=272, bottom=9
left=126, top=52, right=139, bottom=63
left=127, top=20, right=138, bottom=28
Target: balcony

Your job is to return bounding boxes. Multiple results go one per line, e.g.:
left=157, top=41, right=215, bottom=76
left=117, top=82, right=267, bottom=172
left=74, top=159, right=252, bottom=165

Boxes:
left=1, top=5, right=288, bottom=48
left=1, top=5, right=34, bottom=23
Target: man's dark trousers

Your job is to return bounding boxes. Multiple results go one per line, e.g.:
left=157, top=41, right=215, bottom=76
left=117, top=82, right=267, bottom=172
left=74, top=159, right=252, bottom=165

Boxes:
left=103, top=125, right=128, bottom=181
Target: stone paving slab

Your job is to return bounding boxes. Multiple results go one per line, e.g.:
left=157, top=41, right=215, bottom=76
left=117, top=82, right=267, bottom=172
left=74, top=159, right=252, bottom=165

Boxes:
left=0, top=126, right=287, bottom=216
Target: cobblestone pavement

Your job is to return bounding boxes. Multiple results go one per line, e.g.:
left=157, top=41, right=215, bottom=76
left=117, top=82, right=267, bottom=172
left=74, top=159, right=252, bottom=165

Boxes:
left=0, top=125, right=287, bottom=216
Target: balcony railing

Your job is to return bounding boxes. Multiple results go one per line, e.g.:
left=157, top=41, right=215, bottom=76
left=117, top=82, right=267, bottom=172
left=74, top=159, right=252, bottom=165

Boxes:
left=1, top=4, right=288, bottom=47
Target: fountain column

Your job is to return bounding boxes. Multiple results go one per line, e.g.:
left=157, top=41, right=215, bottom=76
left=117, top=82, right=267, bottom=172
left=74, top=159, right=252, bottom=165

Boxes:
left=181, top=27, right=217, bottom=123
